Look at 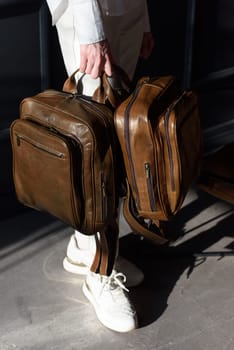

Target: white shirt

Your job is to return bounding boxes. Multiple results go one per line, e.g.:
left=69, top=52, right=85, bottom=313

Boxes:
left=46, top=0, right=150, bottom=44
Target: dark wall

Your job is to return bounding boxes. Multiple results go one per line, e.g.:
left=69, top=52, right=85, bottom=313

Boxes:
left=0, top=0, right=233, bottom=220
left=193, top=0, right=234, bottom=81
left=0, top=1, right=49, bottom=218
left=137, top=0, right=188, bottom=80
left=191, top=0, right=234, bottom=146
left=0, top=5, right=46, bottom=130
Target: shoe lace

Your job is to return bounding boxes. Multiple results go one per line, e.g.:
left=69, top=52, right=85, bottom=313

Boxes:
left=98, top=272, right=135, bottom=314
left=104, top=271, right=129, bottom=293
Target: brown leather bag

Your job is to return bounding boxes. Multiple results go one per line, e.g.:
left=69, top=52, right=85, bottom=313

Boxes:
left=10, top=68, right=131, bottom=275
left=114, top=75, right=202, bottom=244
left=11, top=91, right=117, bottom=234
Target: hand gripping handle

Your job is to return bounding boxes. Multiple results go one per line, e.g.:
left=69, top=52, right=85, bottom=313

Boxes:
left=62, top=65, right=132, bottom=108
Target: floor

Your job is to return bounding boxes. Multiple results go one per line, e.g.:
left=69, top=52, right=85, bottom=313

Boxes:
left=0, top=187, right=234, bottom=350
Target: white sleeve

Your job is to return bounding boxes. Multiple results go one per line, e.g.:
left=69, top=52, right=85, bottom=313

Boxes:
left=70, top=0, right=106, bottom=44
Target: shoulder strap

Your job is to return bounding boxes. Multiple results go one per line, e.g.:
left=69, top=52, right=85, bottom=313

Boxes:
left=123, top=180, right=168, bottom=245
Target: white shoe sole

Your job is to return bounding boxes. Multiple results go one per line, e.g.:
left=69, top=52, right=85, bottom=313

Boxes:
left=63, top=256, right=144, bottom=288
left=82, top=281, right=137, bottom=333
left=63, top=257, right=89, bottom=275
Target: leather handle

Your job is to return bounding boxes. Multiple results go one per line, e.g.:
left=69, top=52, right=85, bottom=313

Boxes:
left=62, top=65, right=132, bottom=108
left=62, top=68, right=80, bottom=94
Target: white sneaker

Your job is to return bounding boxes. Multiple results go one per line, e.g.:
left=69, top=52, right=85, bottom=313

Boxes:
left=63, top=234, right=144, bottom=287
left=83, top=271, right=138, bottom=332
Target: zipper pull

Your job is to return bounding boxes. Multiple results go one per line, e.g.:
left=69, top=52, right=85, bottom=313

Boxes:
left=101, top=174, right=106, bottom=198
left=145, top=163, right=150, bottom=178
left=16, top=135, right=21, bottom=146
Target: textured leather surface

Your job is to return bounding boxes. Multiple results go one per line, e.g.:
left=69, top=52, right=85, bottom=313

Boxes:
left=115, top=75, right=202, bottom=242
left=11, top=90, right=117, bottom=235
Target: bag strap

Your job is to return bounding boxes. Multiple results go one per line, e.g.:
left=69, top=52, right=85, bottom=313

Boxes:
left=123, top=180, right=168, bottom=245
left=62, top=64, right=132, bottom=109
left=90, top=219, right=119, bottom=276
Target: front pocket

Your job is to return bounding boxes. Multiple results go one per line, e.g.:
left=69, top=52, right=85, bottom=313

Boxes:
left=11, top=119, right=83, bottom=229
left=15, top=133, right=66, bottom=159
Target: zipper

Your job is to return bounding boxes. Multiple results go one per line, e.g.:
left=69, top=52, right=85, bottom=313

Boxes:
left=124, top=83, right=145, bottom=209
left=75, top=97, right=115, bottom=224
left=123, top=77, right=177, bottom=208
left=101, top=172, right=108, bottom=221
left=79, top=96, right=113, bottom=128
left=144, top=162, right=157, bottom=211
left=164, top=91, right=186, bottom=191
left=16, top=133, right=65, bottom=159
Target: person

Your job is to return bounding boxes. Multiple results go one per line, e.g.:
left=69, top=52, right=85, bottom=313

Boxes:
left=46, top=0, right=155, bottom=333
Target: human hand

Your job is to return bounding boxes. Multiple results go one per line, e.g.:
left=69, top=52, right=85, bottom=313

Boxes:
left=140, top=32, right=155, bottom=59
left=80, top=39, right=113, bottom=78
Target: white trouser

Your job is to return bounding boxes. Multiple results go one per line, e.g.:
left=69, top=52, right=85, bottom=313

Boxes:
left=54, top=4, right=145, bottom=260
left=55, top=3, right=145, bottom=95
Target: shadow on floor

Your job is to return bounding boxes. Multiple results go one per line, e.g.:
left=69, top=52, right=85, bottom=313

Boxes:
left=119, top=189, right=234, bottom=329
